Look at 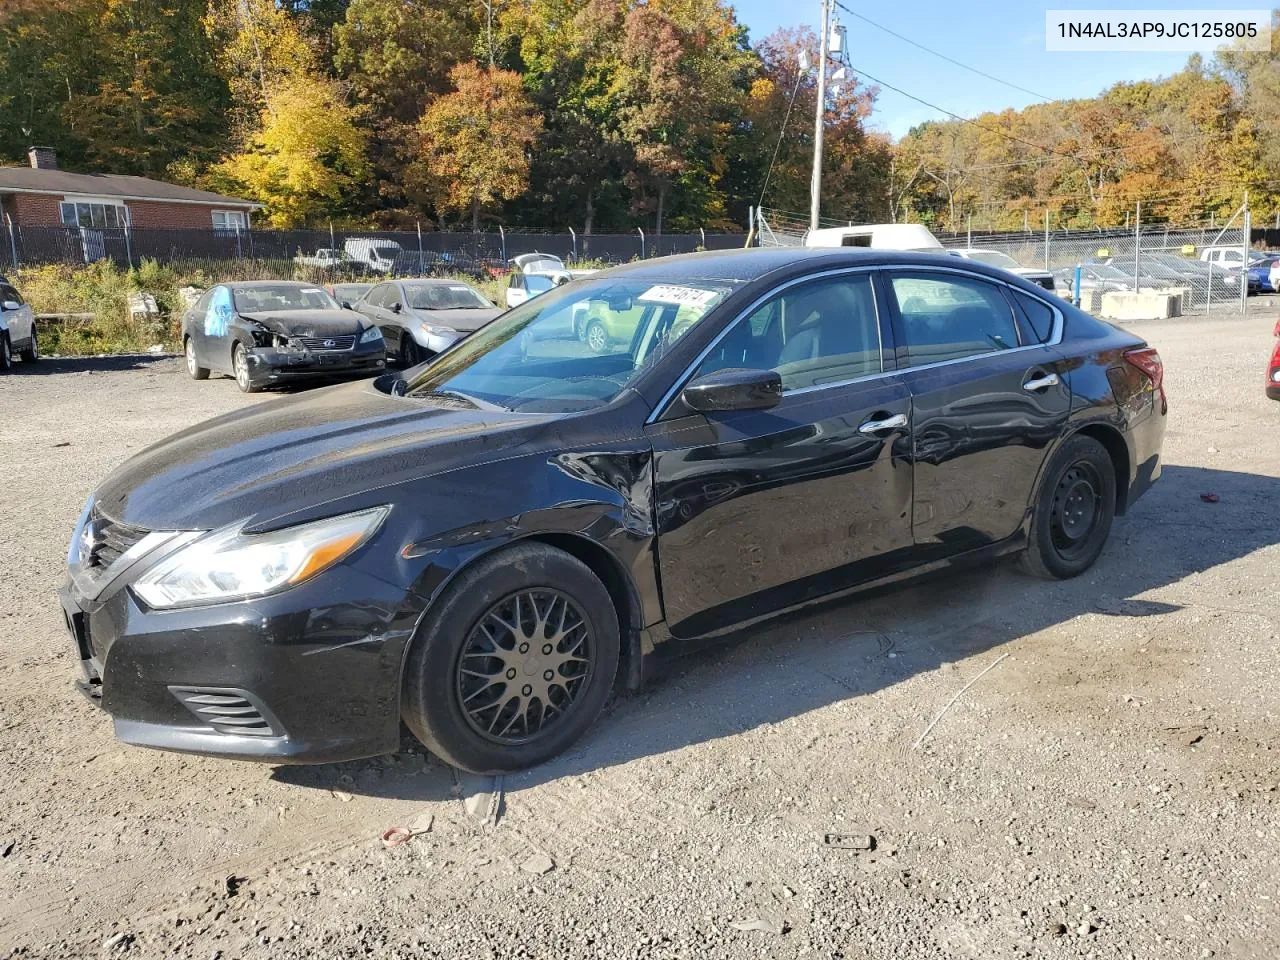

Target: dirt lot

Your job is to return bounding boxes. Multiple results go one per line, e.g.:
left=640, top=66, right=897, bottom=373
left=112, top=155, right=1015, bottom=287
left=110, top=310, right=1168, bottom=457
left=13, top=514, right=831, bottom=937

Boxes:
left=1, top=306, right=1277, bottom=959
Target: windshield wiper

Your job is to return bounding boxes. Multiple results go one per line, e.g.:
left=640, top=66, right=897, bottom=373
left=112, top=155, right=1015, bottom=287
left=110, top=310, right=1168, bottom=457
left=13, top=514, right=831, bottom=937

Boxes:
left=412, top=388, right=509, bottom=412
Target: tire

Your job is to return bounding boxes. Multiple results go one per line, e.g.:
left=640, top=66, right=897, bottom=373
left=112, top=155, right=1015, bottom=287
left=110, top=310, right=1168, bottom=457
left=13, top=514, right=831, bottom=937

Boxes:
left=402, top=542, right=620, bottom=773
left=18, top=325, right=38, bottom=363
left=0, top=333, right=11, bottom=372
left=232, top=342, right=261, bottom=393
left=1019, top=434, right=1116, bottom=580
left=585, top=320, right=608, bottom=354
left=401, top=336, right=421, bottom=368
left=184, top=337, right=210, bottom=380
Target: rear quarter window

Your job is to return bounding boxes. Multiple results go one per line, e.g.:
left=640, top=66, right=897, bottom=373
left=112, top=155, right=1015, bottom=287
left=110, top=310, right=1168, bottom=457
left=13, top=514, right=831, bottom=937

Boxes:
left=1012, top=291, right=1055, bottom=343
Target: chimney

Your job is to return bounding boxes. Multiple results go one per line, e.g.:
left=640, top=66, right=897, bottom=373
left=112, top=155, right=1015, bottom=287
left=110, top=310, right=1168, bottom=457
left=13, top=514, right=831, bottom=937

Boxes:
left=28, top=147, right=57, bottom=170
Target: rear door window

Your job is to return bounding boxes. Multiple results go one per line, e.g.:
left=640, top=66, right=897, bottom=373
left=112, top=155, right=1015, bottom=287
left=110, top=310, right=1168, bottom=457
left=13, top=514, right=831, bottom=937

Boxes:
left=887, top=273, right=1021, bottom=366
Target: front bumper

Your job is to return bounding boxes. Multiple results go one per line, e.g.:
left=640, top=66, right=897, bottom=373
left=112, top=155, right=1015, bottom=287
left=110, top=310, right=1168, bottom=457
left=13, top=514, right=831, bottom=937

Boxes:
left=416, top=330, right=462, bottom=355
left=247, top=341, right=386, bottom=385
left=60, top=559, right=420, bottom=764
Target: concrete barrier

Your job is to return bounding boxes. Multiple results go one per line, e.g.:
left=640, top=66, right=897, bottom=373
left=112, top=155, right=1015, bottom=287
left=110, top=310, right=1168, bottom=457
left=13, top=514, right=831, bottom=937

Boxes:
left=1100, top=290, right=1183, bottom=320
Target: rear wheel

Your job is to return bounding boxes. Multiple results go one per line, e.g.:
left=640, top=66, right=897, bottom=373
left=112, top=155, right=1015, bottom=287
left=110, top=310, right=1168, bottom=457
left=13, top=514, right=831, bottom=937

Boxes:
left=0, top=333, right=11, bottom=372
left=185, top=337, right=209, bottom=380
left=18, top=326, right=37, bottom=362
left=1019, top=435, right=1116, bottom=579
left=402, top=543, right=620, bottom=773
left=232, top=342, right=260, bottom=393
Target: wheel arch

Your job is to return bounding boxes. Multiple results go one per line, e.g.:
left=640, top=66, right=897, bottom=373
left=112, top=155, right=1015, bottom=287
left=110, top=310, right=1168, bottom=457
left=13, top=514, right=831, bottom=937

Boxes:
left=399, top=531, right=648, bottom=698
left=1071, top=422, right=1131, bottom=515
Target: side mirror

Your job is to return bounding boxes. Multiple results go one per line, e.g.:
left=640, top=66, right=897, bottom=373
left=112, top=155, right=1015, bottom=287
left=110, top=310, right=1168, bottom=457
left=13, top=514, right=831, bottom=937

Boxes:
left=392, top=302, right=402, bottom=314
left=681, top=368, right=782, bottom=413
left=341, top=300, right=353, bottom=310
left=1, top=300, right=18, bottom=312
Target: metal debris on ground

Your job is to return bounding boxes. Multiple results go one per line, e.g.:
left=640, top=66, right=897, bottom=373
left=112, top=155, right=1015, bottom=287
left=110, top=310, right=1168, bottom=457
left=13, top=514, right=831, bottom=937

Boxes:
left=1199, top=493, right=1220, bottom=503
left=407, top=811, right=434, bottom=835
left=331, top=790, right=353, bottom=803
left=456, top=770, right=504, bottom=827
left=730, top=914, right=786, bottom=935
left=381, top=826, right=413, bottom=848
left=823, top=833, right=875, bottom=851
left=913, top=652, right=1011, bottom=749
left=520, top=853, right=555, bottom=875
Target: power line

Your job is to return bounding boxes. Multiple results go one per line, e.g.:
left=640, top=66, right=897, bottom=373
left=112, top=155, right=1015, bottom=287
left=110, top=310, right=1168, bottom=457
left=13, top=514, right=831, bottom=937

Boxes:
left=847, top=62, right=1097, bottom=168
left=832, top=1, right=1054, bottom=102
left=759, top=67, right=807, bottom=207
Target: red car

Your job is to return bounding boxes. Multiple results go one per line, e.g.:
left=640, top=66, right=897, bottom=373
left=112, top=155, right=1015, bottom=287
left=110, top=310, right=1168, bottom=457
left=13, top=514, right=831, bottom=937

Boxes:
left=1270, top=319, right=1280, bottom=401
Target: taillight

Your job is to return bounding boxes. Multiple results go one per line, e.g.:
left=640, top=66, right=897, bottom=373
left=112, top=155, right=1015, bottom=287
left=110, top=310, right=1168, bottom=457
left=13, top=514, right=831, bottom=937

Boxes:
left=1273, top=317, right=1280, bottom=338
left=1123, top=346, right=1166, bottom=413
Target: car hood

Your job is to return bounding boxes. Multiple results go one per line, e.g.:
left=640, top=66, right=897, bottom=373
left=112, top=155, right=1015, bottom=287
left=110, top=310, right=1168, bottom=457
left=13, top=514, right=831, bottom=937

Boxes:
left=93, top=379, right=553, bottom=531
left=408, top=307, right=502, bottom=332
left=240, top=309, right=368, bottom=337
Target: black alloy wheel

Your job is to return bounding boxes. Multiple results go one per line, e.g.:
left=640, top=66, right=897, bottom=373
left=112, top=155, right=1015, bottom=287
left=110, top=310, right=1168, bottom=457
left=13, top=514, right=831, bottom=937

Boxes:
left=402, top=542, right=619, bottom=773
left=455, top=589, right=594, bottom=744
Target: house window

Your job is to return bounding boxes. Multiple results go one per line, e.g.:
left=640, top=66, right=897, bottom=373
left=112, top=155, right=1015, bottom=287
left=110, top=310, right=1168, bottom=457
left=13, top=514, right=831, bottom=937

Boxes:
left=212, top=210, right=247, bottom=234
left=60, top=201, right=128, bottom=229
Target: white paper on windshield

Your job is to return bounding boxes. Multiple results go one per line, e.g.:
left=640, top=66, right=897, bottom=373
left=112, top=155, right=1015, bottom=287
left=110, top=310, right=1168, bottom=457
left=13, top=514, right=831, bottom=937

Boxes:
left=302, top=288, right=324, bottom=294
left=449, top=285, right=471, bottom=292
left=637, top=284, right=717, bottom=308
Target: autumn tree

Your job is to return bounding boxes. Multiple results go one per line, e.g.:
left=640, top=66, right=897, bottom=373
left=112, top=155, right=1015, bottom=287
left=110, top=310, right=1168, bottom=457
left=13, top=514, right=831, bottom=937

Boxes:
left=414, top=63, right=541, bottom=230
left=211, top=77, right=369, bottom=227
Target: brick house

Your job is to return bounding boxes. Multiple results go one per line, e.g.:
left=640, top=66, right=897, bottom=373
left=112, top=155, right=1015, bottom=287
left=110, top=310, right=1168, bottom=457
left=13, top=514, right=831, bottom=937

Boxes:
left=0, top=147, right=260, bottom=234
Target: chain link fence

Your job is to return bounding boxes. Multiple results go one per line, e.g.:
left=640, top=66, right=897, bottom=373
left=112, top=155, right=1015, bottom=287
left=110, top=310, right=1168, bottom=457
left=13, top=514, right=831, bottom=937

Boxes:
left=756, top=205, right=1256, bottom=314
left=0, top=223, right=748, bottom=279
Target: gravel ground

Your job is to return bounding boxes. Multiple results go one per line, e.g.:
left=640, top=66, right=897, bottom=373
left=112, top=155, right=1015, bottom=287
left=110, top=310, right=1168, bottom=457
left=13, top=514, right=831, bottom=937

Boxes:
left=1, top=306, right=1277, bottom=959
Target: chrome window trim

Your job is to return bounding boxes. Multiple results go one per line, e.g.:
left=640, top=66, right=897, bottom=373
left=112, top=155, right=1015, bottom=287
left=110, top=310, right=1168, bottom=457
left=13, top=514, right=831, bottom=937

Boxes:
left=648, top=263, right=1064, bottom=423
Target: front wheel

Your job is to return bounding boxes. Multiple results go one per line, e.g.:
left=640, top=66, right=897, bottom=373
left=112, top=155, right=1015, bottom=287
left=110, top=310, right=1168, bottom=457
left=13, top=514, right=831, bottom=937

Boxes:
left=18, top=326, right=38, bottom=363
left=585, top=320, right=608, bottom=354
left=0, top=333, right=11, bottom=372
left=232, top=342, right=261, bottom=393
left=1019, top=435, right=1116, bottom=579
left=402, top=543, right=620, bottom=773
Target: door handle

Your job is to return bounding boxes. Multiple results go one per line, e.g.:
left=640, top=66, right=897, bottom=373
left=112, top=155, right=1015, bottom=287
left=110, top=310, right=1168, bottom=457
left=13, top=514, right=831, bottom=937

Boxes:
left=1023, top=372, right=1060, bottom=391
left=858, top=413, right=908, bottom=434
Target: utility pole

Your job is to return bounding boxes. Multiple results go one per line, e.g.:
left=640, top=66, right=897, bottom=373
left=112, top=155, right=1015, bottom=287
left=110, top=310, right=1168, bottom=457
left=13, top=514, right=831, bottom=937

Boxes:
left=808, top=0, right=831, bottom=232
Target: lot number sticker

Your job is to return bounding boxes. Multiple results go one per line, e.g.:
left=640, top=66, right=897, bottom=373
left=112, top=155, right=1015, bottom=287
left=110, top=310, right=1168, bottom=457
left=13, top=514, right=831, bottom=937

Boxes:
left=637, top=285, right=718, bottom=308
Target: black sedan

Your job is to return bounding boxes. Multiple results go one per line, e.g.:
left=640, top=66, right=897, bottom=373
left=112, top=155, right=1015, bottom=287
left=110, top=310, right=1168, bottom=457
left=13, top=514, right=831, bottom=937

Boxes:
left=182, top=281, right=386, bottom=392
left=63, top=249, right=1166, bottom=773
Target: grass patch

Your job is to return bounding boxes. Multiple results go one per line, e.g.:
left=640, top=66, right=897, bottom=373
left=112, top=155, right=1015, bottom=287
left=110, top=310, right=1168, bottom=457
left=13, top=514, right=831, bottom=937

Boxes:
left=13, top=259, right=519, bottom=356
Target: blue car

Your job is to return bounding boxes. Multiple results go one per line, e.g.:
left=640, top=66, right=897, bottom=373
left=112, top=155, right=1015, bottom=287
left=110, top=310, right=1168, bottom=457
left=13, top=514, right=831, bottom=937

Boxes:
left=1247, top=255, right=1280, bottom=294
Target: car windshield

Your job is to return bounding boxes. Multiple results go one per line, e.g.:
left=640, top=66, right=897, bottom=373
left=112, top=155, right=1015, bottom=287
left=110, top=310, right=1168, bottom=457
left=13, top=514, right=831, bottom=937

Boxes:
left=390, top=278, right=734, bottom=413
left=405, top=283, right=491, bottom=310
left=526, top=275, right=556, bottom=294
left=965, top=250, right=1021, bottom=270
left=521, top=256, right=564, bottom=273
left=232, top=285, right=339, bottom=312
left=333, top=284, right=370, bottom=301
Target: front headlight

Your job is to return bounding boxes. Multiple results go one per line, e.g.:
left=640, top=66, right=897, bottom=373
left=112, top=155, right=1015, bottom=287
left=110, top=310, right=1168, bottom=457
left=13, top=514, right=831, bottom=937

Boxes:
left=419, top=321, right=457, bottom=336
left=132, top=506, right=389, bottom=609
left=359, top=325, right=383, bottom=343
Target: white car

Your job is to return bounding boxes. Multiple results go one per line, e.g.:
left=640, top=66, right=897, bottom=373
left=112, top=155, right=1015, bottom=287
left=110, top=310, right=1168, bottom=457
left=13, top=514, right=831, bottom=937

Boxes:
left=505, top=270, right=563, bottom=309
left=0, top=277, right=37, bottom=371
left=343, top=238, right=402, bottom=274
left=949, top=248, right=1056, bottom=292
left=805, top=222, right=943, bottom=251
left=1198, top=246, right=1256, bottom=269
left=294, top=248, right=348, bottom=269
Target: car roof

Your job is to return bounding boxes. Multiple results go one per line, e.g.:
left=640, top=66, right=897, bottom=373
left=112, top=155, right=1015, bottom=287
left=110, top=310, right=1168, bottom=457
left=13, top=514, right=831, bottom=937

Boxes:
left=593, top=247, right=1030, bottom=285
left=224, top=280, right=317, bottom=289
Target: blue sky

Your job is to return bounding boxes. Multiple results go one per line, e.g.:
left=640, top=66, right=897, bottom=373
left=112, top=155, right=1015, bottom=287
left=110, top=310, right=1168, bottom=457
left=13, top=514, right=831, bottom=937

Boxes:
left=730, top=0, right=1250, bottom=139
